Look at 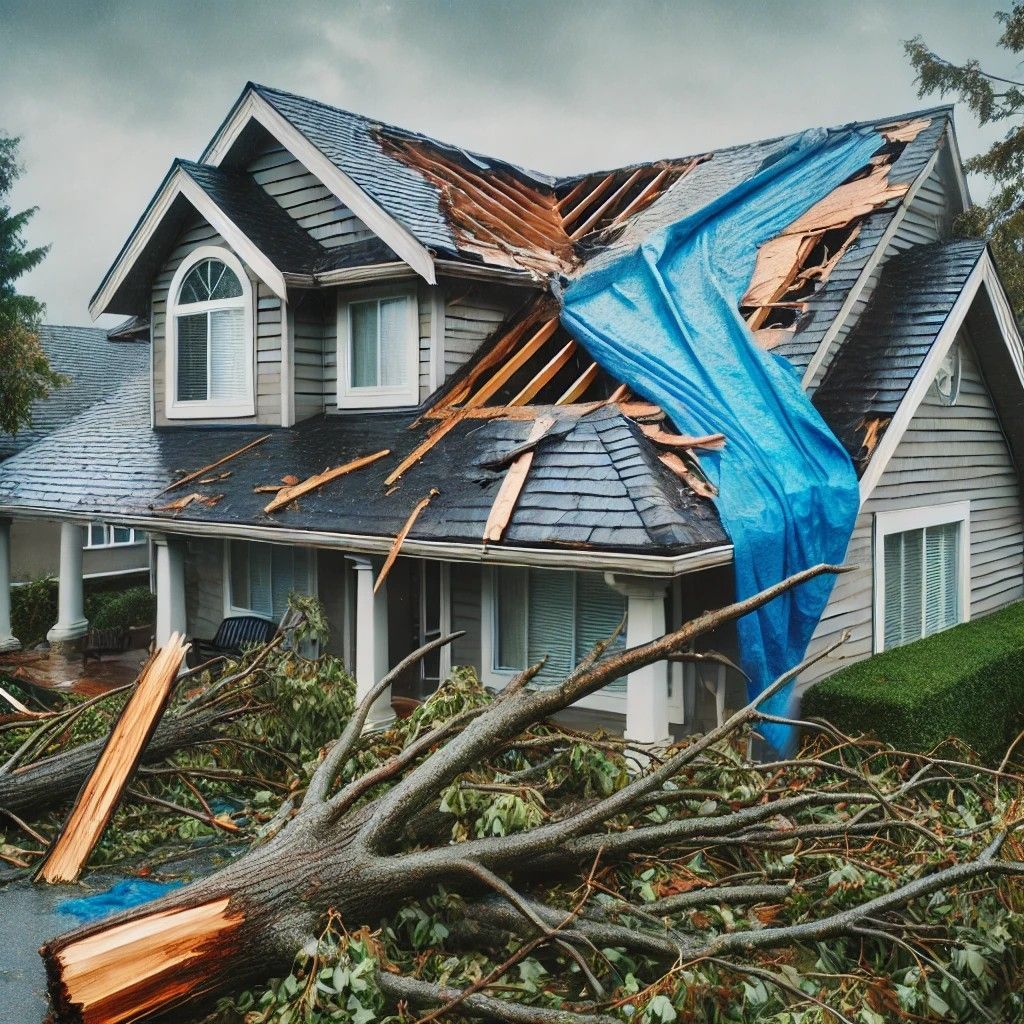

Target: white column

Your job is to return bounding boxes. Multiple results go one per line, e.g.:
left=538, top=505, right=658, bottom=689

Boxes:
left=47, top=522, right=88, bottom=647
left=0, top=518, right=20, bottom=652
left=605, top=573, right=671, bottom=748
left=349, top=556, right=392, bottom=730
left=153, top=533, right=187, bottom=647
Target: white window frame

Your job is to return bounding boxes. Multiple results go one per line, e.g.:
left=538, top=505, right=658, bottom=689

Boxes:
left=165, top=245, right=256, bottom=420
left=872, top=500, right=971, bottom=654
left=222, top=540, right=318, bottom=622
left=480, top=567, right=627, bottom=714
left=336, top=285, right=419, bottom=409
left=84, top=523, right=145, bottom=549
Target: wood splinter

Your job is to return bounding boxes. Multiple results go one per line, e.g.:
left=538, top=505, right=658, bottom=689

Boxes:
left=156, top=435, right=270, bottom=496
left=374, top=489, right=440, bottom=594
left=484, top=416, right=554, bottom=543
left=264, top=450, right=391, bottom=514
left=659, top=451, right=718, bottom=499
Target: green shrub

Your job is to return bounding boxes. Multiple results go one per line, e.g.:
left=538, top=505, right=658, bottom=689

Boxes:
left=11, top=577, right=58, bottom=649
left=802, top=601, right=1024, bottom=763
left=89, top=586, right=156, bottom=630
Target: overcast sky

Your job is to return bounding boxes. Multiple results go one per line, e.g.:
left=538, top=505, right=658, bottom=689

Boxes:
left=0, top=0, right=1016, bottom=325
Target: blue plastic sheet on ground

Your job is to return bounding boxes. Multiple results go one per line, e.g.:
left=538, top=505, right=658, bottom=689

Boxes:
left=57, top=878, right=184, bottom=923
left=561, top=127, right=880, bottom=752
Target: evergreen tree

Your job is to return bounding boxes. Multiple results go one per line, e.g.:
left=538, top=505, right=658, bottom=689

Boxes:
left=0, top=133, right=64, bottom=436
left=906, top=4, right=1024, bottom=319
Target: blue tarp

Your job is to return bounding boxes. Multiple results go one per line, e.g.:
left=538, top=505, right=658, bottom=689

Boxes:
left=561, top=127, right=881, bottom=751
left=57, top=878, right=184, bottom=923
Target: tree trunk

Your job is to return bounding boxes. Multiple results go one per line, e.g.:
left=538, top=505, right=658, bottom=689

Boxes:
left=40, top=804, right=415, bottom=1024
left=0, top=708, right=225, bottom=816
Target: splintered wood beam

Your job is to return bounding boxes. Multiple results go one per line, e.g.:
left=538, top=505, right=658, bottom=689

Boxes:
left=374, top=489, right=439, bottom=594
left=569, top=167, right=646, bottom=240
left=422, top=400, right=663, bottom=422
left=35, top=636, right=190, bottom=885
left=639, top=423, right=727, bottom=450
left=555, top=176, right=592, bottom=212
left=157, top=435, right=271, bottom=496
left=610, top=167, right=671, bottom=225
left=509, top=339, right=577, bottom=405
left=483, top=417, right=554, bottom=543
left=659, top=451, right=718, bottom=499
left=560, top=173, right=617, bottom=230
left=466, top=319, right=560, bottom=408
left=556, top=362, right=599, bottom=404
left=263, top=450, right=391, bottom=514
left=385, top=412, right=466, bottom=485
left=41, top=896, right=243, bottom=1024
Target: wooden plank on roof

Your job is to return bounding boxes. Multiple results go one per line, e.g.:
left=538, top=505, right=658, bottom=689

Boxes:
left=510, top=339, right=577, bottom=405
left=556, top=362, right=599, bottom=404
left=156, top=435, right=271, bottom=496
left=385, top=411, right=466, bottom=485
left=561, top=173, right=617, bottom=231
left=483, top=416, right=554, bottom=543
left=264, top=449, right=390, bottom=514
left=569, top=167, right=645, bottom=240
left=639, top=423, right=726, bottom=449
left=610, top=167, right=671, bottom=225
left=466, top=318, right=560, bottom=407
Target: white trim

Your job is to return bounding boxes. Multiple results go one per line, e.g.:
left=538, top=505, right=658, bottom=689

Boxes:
left=801, top=149, right=941, bottom=390
left=859, top=253, right=1023, bottom=501
left=164, top=245, right=257, bottom=420
left=90, top=165, right=287, bottom=319
left=280, top=298, right=295, bottom=427
left=872, top=500, right=971, bottom=654
left=336, top=284, right=420, bottom=409
left=428, top=286, right=445, bottom=393
left=84, top=523, right=145, bottom=549
left=479, top=565, right=628, bottom=714
left=943, top=121, right=972, bottom=212
left=2, top=508, right=734, bottom=577
left=201, top=89, right=436, bottom=285
left=222, top=538, right=318, bottom=620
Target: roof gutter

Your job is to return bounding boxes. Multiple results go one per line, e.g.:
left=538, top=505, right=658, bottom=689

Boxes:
left=307, top=260, right=544, bottom=291
left=0, top=504, right=733, bottom=577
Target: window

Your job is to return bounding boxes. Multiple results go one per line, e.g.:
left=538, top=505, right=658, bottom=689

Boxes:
left=337, top=290, right=419, bottom=408
left=227, top=541, right=313, bottom=622
left=874, top=502, right=970, bottom=653
left=166, top=247, right=254, bottom=419
left=490, top=568, right=626, bottom=684
left=85, top=524, right=143, bottom=548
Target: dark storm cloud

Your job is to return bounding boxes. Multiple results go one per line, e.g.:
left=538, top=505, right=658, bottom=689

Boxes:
left=0, top=0, right=1013, bottom=323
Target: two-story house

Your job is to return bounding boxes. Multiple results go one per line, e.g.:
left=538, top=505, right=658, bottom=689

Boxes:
left=0, top=84, right=1021, bottom=741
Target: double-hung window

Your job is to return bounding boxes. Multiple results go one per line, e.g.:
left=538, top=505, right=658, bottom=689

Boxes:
left=490, top=568, right=627, bottom=685
left=166, top=247, right=254, bottom=419
left=874, top=502, right=970, bottom=652
left=228, top=541, right=313, bottom=623
left=338, top=289, right=419, bottom=408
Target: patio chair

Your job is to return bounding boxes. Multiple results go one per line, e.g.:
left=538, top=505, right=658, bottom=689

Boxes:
left=82, top=626, right=131, bottom=665
left=188, top=615, right=277, bottom=666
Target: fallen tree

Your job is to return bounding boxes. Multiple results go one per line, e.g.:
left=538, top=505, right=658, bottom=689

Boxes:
left=38, top=564, right=1024, bottom=1024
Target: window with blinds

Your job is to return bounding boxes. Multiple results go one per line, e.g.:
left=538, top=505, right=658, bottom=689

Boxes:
left=883, top=521, right=962, bottom=650
left=170, top=254, right=252, bottom=412
left=229, top=541, right=312, bottom=622
left=341, top=293, right=418, bottom=407
left=493, top=568, right=627, bottom=687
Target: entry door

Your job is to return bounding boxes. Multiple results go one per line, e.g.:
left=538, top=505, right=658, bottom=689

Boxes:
left=419, top=561, right=451, bottom=688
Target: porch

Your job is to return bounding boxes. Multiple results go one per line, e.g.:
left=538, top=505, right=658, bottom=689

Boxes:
left=0, top=517, right=744, bottom=742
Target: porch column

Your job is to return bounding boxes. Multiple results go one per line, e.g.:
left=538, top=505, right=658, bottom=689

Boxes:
left=0, top=518, right=20, bottom=652
left=605, top=573, right=671, bottom=748
left=47, top=522, right=88, bottom=648
left=153, top=533, right=186, bottom=647
left=349, top=556, right=392, bottom=730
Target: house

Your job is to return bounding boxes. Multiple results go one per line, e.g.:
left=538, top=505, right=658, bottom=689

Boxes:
left=0, top=83, right=1019, bottom=739
left=0, top=323, right=150, bottom=636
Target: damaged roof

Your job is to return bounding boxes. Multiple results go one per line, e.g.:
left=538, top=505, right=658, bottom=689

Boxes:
left=0, top=326, right=149, bottom=461
left=0, top=378, right=725, bottom=555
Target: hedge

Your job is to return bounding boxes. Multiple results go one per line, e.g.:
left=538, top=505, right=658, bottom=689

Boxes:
left=802, top=601, right=1024, bottom=763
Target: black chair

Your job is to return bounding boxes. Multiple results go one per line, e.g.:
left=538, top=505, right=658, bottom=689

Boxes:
left=189, top=615, right=277, bottom=666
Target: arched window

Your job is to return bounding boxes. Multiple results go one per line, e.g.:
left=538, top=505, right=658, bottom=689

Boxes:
left=166, top=247, right=254, bottom=418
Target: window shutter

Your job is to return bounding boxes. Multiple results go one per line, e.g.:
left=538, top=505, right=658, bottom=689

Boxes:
left=351, top=302, right=379, bottom=388
left=209, top=307, right=247, bottom=402
left=527, top=569, right=575, bottom=683
left=924, top=522, right=960, bottom=636
left=495, top=567, right=528, bottom=670
left=574, top=572, right=628, bottom=691
left=379, top=297, right=410, bottom=387
left=884, top=529, right=924, bottom=648
left=176, top=313, right=208, bottom=401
